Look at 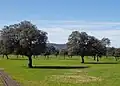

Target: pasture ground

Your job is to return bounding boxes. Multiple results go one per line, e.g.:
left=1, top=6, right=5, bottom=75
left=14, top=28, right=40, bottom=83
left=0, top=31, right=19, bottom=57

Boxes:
left=0, top=76, right=3, bottom=86
left=0, top=55, right=120, bottom=86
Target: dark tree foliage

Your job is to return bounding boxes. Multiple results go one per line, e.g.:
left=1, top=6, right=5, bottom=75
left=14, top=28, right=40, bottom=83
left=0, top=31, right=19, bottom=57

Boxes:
left=67, top=31, right=108, bottom=63
left=0, top=21, right=48, bottom=68
left=54, top=49, right=59, bottom=57
left=114, top=48, right=120, bottom=61
left=43, top=46, right=51, bottom=59
left=43, top=45, right=59, bottom=59
left=101, top=38, right=111, bottom=57
left=59, top=49, right=68, bottom=59
left=107, top=47, right=115, bottom=56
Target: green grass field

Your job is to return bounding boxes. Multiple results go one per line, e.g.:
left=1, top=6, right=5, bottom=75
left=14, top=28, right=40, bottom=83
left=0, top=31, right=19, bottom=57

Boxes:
left=0, top=55, right=120, bottom=86
left=0, top=77, right=3, bottom=86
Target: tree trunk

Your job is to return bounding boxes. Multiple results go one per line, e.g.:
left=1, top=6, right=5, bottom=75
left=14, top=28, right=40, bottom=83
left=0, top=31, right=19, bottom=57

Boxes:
left=64, top=55, right=65, bottom=59
left=17, top=55, right=19, bottom=58
left=33, top=55, right=35, bottom=58
left=81, top=48, right=85, bottom=63
left=44, top=55, right=46, bottom=59
left=106, top=55, right=108, bottom=58
left=56, top=55, right=57, bottom=58
left=2, top=55, right=4, bottom=58
left=94, top=56, right=96, bottom=60
left=28, top=55, right=33, bottom=68
left=81, top=56, right=84, bottom=63
left=115, top=57, right=117, bottom=61
left=97, top=56, right=99, bottom=62
left=5, top=55, right=9, bottom=59
left=47, top=55, right=49, bottom=59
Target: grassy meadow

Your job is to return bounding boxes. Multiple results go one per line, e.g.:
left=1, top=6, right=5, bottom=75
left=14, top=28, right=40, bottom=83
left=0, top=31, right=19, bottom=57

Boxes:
left=0, top=77, right=3, bottom=86
left=0, top=55, right=120, bottom=86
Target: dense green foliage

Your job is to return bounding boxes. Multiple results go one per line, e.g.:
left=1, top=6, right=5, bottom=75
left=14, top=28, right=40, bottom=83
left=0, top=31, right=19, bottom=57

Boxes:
left=0, top=21, right=48, bottom=67
left=67, top=31, right=109, bottom=63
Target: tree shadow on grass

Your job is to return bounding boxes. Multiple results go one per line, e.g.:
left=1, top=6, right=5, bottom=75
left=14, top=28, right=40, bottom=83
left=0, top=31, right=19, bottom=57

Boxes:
left=84, top=62, right=120, bottom=64
left=32, top=65, right=90, bottom=69
left=9, top=58, right=28, bottom=60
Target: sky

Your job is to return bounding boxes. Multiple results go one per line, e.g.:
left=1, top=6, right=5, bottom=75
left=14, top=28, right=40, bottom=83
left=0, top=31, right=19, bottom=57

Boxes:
left=0, top=0, right=120, bottom=47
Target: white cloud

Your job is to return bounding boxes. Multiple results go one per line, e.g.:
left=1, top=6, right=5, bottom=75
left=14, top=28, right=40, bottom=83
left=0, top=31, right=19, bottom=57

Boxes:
left=86, top=29, right=120, bottom=48
left=40, top=27, right=120, bottom=48
left=32, top=20, right=120, bottom=29
left=40, top=28, right=72, bottom=44
left=35, top=20, right=120, bottom=48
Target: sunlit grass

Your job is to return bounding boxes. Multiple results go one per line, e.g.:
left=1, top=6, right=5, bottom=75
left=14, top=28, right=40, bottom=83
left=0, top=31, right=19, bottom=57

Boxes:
left=0, top=55, right=120, bottom=86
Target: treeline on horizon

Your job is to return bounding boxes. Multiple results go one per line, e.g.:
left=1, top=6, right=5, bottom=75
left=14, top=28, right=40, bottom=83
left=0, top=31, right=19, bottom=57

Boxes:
left=0, top=20, right=119, bottom=68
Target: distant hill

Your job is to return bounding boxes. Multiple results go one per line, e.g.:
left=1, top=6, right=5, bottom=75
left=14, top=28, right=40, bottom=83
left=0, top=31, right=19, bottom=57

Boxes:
left=47, top=43, right=67, bottom=50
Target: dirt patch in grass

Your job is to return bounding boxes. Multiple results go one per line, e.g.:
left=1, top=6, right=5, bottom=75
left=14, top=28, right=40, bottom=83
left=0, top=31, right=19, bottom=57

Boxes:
left=68, top=69, right=84, bottom=73
left=23, top=80, right=48, bottom=86
left=47, top=71, right=102, bottom=84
